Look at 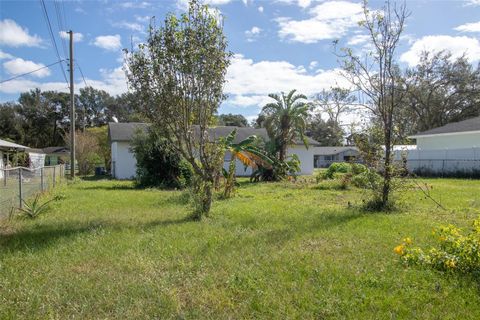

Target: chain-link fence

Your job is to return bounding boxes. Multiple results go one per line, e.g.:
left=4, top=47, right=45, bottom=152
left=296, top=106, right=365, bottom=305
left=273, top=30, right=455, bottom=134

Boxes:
left=0, top=165, right=65, bottom=217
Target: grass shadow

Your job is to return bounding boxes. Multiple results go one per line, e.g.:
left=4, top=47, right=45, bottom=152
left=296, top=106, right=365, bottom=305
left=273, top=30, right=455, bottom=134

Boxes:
left=80, top=175, right=113, bottom=181
left=0, top=216, right=193, bottom=254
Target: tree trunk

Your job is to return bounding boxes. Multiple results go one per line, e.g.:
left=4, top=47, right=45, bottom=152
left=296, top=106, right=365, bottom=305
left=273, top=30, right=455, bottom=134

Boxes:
left=382, top=125, right=392, bottom=207
left=224, top=157, right=236, bottom=198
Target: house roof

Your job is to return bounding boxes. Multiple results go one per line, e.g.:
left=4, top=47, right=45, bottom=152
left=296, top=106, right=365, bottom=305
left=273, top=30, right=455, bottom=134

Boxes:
left=109, top=122, right=149, bottom=142
left=312, top=146, right=358, bottom=155
left=108, top=122, right=321, bottom=146
left=42, top=146, right=70, bottom=155
left=410, top=116, right=480, bottom=138
left=0, top=138, right=28, bottom=151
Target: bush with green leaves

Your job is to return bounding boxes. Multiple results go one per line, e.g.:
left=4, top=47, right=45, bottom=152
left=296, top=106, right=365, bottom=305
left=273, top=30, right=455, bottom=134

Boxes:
left=324, top=162, right=352, bottom=179
left=131, top=128, right=193, bottom=189
left=395, top=219, right=480, bottom=275
left=251, top=154, right=301, bottom=182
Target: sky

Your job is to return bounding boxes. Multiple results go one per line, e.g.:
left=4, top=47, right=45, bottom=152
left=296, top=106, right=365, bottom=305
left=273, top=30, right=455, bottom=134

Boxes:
left=1, top=0, right=479, bottom=124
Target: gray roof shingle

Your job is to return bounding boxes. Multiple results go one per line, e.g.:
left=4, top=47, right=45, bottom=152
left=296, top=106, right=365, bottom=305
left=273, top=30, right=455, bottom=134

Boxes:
left=410, top=116, right=480, bottom=137
left=108, top=122, right=320, bottom=146
left=312, top=146, right=358, bottom=155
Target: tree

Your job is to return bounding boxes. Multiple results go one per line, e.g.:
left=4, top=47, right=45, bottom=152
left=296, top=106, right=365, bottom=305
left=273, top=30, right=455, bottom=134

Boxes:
left=307, top=114, right=344, bottom=146
left=131, top=127, right=193, bottom=188
left=0, top=102, right=24, bottom=143
left=78, top=86, right=116, bottom=129
left=218, top=113, right=248, bottom=127
left=401, top=51, right=480, bottom=135
left=87, top=126, right=111, bottom=171
left=125, top=0, right=231, bottom=219
left=64, top=130, right=101, bottom=175
left=220, top=129, right=271, bottom=198
left=314, top=87, right=355, bottom=125
left=337, top=0, right=409, bottom=209
left=261, top=89, right=311, bottom=161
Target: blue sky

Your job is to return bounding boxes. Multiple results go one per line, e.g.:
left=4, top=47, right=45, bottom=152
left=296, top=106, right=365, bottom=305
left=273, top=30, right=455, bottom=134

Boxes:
left=1, top=0, right=479, bottom=123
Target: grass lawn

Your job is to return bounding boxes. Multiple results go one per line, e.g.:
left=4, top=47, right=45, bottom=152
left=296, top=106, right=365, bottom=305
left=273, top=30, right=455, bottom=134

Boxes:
left=1, top=177, right=479, bottom=319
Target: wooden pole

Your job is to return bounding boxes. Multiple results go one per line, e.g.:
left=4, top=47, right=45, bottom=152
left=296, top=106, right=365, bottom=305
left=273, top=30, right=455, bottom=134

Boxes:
left=69, top=30, right=76, bottom=179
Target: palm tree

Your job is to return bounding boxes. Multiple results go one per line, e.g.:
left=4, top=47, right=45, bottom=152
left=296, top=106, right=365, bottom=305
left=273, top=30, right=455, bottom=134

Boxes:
left=261, top=89, right=311, bottom=161
left=220, top=129, right=272, bottom=198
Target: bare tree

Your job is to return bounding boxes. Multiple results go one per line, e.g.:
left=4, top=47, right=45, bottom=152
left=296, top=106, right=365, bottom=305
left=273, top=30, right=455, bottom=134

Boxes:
left=125, top=0, right=231, bottom=219
left=337, top=0, right=409, bottom=208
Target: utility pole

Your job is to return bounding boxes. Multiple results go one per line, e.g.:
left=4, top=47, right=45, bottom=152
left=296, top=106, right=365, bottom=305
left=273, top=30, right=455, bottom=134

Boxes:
left=68, top=30, right=75, bottom=179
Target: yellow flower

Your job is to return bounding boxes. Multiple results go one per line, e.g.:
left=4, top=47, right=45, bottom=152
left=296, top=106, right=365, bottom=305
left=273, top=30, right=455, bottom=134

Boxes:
left=403, top=237, right=412, bottom=245
left=394, top=244, right=405, bottom=255
left=446, top=260, right=456, bottom=269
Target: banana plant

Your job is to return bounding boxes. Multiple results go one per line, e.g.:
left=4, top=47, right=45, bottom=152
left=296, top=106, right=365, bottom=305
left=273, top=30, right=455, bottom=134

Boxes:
left=220, top=129, right=272, bottom=198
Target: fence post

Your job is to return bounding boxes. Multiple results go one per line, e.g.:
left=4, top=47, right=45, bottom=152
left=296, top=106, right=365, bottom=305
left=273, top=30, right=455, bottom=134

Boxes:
left=41, top=167, right=45, bottom=192
left=53, top=166, right=56, bottom=188
left=19, top=168, right=23, bottom=208
left=3, top=169, right=6, bottom=187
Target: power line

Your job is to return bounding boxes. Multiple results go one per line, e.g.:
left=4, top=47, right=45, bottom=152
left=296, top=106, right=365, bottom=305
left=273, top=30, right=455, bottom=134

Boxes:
left=76, top=61, right=89, bottom=88
left=39, top=0, right=69, bottom=85
left=0, top=60, right=66, bottom=84
left=54, top=0, right=68, bottom=58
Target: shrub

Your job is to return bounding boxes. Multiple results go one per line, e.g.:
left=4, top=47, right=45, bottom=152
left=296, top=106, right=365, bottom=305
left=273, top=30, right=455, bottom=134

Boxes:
left=351, top=169, right=382, bottom=188
left=131, top=128, right=193, bottom=189
left=251, top=154, right=301, bottom=182
left=395, top=219, right=480, bottom=275
left=324, top=162, right=352, bottom=179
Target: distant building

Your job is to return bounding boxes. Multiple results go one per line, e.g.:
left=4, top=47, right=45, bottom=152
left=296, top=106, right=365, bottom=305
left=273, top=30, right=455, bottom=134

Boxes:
left=405, top=116, right=480, bottom=175
left=108, top=123, right=321, bottom=179
left=312, top=146, right=360, bottom=168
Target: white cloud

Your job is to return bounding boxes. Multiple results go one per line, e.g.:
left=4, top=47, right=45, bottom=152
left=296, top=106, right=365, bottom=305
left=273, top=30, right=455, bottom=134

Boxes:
left=0, top=66, right=127, bottom=96
left=454, top=21, right=480, bottom=33
left=464, top=0, right=480, bottom=6
left=135, top=15, right=151, bottom=23
left=347, top=34, right=370, bottom=46
left=245, top=26, right=262, bottom=42
left=59, top=31, right=84, bottom=42
left=0, top=19, right=42, bottom=47
left=308, top=61, right=318, bottom=70
left=3, top=58, right=51, bottom=78
left=0, top=50, right=13, bottom=60
left=120, top=1, right=151, bottom=9
left=224, top=54, right=348, bottom=110
left=258, top=6, right=264, bottom=13
left=277, top=0, right=327, bottom=9
left=276, top=1, right=364, bottom=43
left=92, top=35, right=122, bottom=51
left=113, top=21, right=144, bottom=32
left=400, top=35, right=480, bottom=66
left=177, top=0, right=232, bottom=9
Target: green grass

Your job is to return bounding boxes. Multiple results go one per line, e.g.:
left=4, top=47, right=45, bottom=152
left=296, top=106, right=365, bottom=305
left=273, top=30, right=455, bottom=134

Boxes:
left=1, top=177, right=480, bottom=319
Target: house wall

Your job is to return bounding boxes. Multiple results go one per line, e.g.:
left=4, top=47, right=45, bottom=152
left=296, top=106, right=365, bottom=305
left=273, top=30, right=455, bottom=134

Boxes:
left=394, top=147, right=480, bottom=175
left=314, top=149, right=360, bottom=168
left=0, top=151, right=3, bottom=179
left=288, top=145, right=314, bottom=175
left=416, top=132, right=480, bottom=150
left=111, top=142, right=316, bottom=179
left=112, top=141, right=137, bottom=179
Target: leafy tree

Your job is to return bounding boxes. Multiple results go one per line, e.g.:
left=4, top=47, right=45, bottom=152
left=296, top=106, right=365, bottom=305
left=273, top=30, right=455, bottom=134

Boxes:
left=261, top=89, right=311, bottom=161
left=78, top=86, right=116, bottom=129
left=16, top=89, right=72, bottom=147
left=220, top=129, right=271, bottom=198
left=217, top=113, right=248, bottom=127
left=337, top=0, right=409, bottom=209
left=125, top=0, right=232, bottom=219
left=64, top=130, right=101, bottom=175
left=307, top=113, right=344, bottom=146
left=0, top=102, right=24, bottom=143
left=402, top=51, right=480, bottom=135
left=86, top=126, right=111, bottom=170
left=131, top=128, right=192, bottom=188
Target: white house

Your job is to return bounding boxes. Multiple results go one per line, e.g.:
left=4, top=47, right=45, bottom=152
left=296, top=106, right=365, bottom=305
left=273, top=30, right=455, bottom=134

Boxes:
left=312, top=146, right=360, bottom=168
left=108, top=123, right=320, bottom=179
left=404, top=116, right=480, bottom=175
left=0, top=139, right=28, bottom=179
